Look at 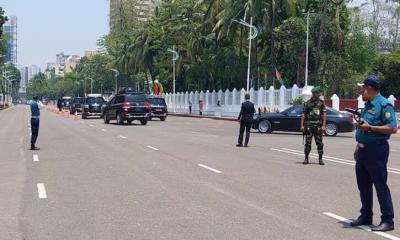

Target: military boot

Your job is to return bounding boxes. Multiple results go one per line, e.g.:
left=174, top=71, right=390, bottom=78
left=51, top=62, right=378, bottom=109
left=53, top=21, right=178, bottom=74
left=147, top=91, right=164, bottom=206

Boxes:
left=303, top=154, right=309, bottom=165
left=319, top=154, right=325, bottom=165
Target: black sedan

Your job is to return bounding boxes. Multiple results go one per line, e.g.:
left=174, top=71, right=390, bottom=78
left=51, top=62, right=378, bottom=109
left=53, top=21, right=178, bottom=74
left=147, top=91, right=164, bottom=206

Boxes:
left=252, top=105, right=354, bottom=136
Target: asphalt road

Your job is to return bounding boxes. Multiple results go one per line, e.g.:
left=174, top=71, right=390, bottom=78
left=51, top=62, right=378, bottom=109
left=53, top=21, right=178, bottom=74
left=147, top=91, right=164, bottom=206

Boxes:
left=2, top=105, right=400, bottom=240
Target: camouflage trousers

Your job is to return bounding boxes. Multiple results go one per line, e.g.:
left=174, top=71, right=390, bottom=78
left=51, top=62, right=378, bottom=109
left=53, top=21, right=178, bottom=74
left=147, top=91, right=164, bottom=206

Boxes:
left=304, top=124, right=324, bottom=156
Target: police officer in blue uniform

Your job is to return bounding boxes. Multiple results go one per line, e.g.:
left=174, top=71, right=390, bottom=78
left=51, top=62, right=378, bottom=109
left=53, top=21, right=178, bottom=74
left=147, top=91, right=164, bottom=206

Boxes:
left=350, top=76, right=398, bottom=232
left=30, top=95, right=43, bottom=151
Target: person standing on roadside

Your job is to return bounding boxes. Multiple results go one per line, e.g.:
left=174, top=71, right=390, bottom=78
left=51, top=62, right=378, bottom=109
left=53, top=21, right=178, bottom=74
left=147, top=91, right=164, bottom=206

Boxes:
left=30, top=95, right=43, bottom=150
left=350, top=76, right=397, bottom=232
left=189, top=100, right=192, bottom=114
left=199, top=100, right=203, bottom=116
left=236, top=93, right=255, bottom=147
left=301, top=86, right=326, bottom=165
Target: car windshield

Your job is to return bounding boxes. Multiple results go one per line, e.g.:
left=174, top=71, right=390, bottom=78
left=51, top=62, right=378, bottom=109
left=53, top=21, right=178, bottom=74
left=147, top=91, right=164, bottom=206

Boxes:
left=125, top=95, right=147, bottom=102
left=149, top=98, right=166, bottom=105
left=282, top=106, right=303, bottom=115
left=74, top=98, right=85, bottom=103
left=87, top=97, right=105, bottom=104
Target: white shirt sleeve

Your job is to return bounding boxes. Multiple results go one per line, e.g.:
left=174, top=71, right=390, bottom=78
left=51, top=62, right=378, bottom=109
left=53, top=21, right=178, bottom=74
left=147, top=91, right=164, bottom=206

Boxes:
left=38, top=101, right=44, bottom=109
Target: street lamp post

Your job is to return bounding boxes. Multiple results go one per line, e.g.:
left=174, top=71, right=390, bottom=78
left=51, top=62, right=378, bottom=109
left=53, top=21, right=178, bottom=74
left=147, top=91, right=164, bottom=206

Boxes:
left=167, top=47, right=179, bottom=112
left=7, top=77, right=16, bottom=104
left=5, top=75, right=16, bottom=105
left=305, top=10, right=310, bottom=87
left=87, top=77, right=95, bottom=94
left=109, top=69, right=119, bottom=94
left=233, top=17, right=259, bottom=92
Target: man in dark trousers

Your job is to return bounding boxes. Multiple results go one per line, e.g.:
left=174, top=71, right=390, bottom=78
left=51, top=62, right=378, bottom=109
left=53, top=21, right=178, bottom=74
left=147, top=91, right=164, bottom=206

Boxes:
left=237, top=93, right=255, bottom=147
left=30, top=95, right=43, bottom=150
left=350, top=76, right=397, bottom=232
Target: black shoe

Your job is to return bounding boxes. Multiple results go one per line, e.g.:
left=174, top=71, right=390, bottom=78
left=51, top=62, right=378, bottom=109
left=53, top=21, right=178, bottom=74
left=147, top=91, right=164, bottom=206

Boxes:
left=371, top=222, right=394, bottom=232
left=30, top=145, right=40, bottom=151
left=303, top=158, right=309, bottom=165
left=236, top=144, right=243, bottom=147
left=350, top=217, right=372, bottom=227
left=319, top=160, right=325, bottom=165
left=244, top=145, right=248, bottom=147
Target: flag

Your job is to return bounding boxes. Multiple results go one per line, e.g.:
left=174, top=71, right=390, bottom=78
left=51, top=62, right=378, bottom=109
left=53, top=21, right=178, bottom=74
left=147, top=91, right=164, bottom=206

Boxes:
left=153, top=82, right=164, bottom=95
left=273, top=66, right=284, bottom=86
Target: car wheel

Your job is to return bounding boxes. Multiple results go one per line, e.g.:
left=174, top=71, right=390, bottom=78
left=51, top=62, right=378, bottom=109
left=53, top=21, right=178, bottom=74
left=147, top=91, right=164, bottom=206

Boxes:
left=160, top=117, right=166, bottom=121
left=82, top=114, right=87, bottom=119
left=140, top=119, right=148, bottom=125
left=117, top=113, right=124, bottom=125
left=325, top=123, right=338, bottom=137
left=127, top=120, right=133, bottom=124
left=258, top=119, right=272, bottom=133
left=148, top=117, right=153, bottom=121
left=70, top=110, right=74, bottom=115
left=104, top=113, right=110, bottom=124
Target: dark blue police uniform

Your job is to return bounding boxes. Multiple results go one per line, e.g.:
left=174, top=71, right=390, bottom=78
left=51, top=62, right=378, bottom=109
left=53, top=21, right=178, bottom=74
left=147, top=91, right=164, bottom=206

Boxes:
left=30, top=100, right=40, bottom=147
left=355, top=94, right=397, bottom=224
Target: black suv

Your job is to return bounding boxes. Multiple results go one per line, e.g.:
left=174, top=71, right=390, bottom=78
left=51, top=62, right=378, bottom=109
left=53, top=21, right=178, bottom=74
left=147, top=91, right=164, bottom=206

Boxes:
left=148, top=96, right=168, bottom=121
left=69, top=97, right=86, bottom=115
left=82, top=95, right=106, bottom=119
left=102, top=88, right=151, bottom=125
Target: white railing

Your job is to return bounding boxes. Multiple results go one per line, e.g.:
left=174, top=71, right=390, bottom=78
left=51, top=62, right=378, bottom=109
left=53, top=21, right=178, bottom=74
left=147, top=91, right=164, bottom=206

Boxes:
left=163, top=87, right=399, bottom=117
left=164, top=84, right=304, bottom=117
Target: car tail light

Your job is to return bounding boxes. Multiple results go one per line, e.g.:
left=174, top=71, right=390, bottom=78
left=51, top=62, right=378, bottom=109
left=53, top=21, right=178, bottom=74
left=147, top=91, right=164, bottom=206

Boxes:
left=122, top=102, right=130, bottom=109
left=144, top=102, right=152, bottom=110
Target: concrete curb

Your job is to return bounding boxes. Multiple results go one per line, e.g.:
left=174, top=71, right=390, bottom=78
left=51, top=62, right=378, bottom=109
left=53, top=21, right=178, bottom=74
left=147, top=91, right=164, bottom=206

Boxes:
left=169, top=113, right=237, bottom=122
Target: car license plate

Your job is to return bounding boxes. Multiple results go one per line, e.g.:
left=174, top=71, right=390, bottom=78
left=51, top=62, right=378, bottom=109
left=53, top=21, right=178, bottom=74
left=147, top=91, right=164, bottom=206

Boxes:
left=156, top=109, right=162, bottom=112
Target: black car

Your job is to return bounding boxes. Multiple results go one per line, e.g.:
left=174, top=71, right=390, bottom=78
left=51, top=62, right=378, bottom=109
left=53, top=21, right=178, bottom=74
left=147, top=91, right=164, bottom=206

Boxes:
left=82, top=95, right=106, bottom=119
left=61, top=97, right=72, bottom=110
left=102, top=88, right=151, bottom=125
left=252, top=105, right=354, bottom=136
left=148, top=96, right=168, bottom=121
left=69, top=97, right=86, bottom=115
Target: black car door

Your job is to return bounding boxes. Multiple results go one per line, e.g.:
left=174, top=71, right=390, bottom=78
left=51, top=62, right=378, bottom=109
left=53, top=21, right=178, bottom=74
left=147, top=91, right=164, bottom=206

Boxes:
left=107, top=97, right=116, bottom=119
left=279, top=106, right=303, bottom=131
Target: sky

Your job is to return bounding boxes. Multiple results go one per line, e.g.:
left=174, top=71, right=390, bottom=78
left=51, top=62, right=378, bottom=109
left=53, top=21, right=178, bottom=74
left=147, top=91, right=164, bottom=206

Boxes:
left=0, top=0, right=109, bottom=69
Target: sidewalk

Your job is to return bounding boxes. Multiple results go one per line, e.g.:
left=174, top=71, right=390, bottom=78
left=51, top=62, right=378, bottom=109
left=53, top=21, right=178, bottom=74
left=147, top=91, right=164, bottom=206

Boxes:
left=169, top=112, right=238, bottom=122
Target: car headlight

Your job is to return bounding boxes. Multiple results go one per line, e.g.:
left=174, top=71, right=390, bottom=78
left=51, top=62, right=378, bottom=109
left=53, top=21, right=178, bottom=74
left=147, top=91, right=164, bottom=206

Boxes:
left=84, top=104, right=89, bottom=108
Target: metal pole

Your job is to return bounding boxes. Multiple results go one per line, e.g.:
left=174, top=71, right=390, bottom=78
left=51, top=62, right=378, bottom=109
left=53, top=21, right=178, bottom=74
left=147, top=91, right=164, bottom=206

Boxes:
left=115, top=74, right=117, bottom=94
left=246, top=17, right=253, bottom=92
left=173, top=45, right=176, bottom=112
left=173, top=45, right=176, bottom=95
left=305, top=11, right=310, bottom=87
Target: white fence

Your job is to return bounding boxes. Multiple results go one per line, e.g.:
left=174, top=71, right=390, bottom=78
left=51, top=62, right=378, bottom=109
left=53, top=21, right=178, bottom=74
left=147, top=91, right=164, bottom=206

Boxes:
left=164, top=85, right=304, bottom=117
left=164, top=85, right=399, bottom=117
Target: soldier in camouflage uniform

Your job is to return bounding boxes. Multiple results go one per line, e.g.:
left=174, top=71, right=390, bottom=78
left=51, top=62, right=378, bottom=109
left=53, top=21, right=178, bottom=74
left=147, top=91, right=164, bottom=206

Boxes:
left=300, top=86, right=327, bottom=165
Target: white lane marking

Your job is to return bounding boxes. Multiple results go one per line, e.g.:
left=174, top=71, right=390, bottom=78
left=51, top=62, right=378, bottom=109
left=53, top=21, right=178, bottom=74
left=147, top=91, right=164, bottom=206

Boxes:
left=279, top=148, right=400, bottom=174
left=119, top=135, right=127, bottom=139
left=33, top=154, right=39, bottom=162
left=147, top=146, right=159, bottom=151
left=37, top=183, right=47, bottom=199
left=323, top=212, right=400, bottom=240
left=89, top=124, right=94, bottom=127
left=198, top=164, right=222, bottom=174
left=101, top=129, right=107, bottom=132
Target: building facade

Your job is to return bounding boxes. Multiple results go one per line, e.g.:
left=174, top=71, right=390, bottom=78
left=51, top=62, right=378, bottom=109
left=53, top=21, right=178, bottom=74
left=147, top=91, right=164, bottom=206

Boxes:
left=109, top=0, right=157, bottom=30
left=3, top=16, right=17, bottom=64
